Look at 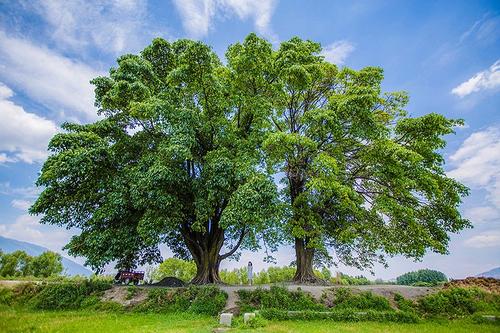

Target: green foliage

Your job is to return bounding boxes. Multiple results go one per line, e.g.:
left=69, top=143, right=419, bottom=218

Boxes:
left=338, top=273, right=372, bottom=285
left=0, top=287, right=13, bottom=305
left=151, top=258, right=196, bottom=283
left=394, top=293, right=416, bottom=313
left=0, top=250, right=33, bottom=277
left=126, top=286, right=139, bottom=300
left=136, top=285, right=227, bottom=316
left=31, top=251, right=64, bottom=277
left=416, top=287, right=500, bottom=318
left=28, top=280, right=112, bottom=310
left=29, top=33, right=469, bottom=281
left=30, top=34, right=283, bottom=281
left=220, top=265, right=296, bottom=285
left=261, top=35, right=469, bottom=275
left=321, top=288, right=392, bottom=311
left=0, top=250, right=63, bottom=278
left=237, top=286, right=325, bottom=312
left=260, top=308, right=419, bottom=323
left=396, top=269, right=448, bottom=286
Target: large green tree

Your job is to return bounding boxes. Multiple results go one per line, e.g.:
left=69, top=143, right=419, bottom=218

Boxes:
left=31, top=37, right=281, bottom=283
left=259, top=37, right=470, bottom=282
left=31, top=34, right=469, bottom=284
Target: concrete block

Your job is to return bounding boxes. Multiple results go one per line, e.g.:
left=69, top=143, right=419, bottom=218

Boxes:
left=243, top=312, right=256, bottom=323
left=219, top=313, right=233, bottom=327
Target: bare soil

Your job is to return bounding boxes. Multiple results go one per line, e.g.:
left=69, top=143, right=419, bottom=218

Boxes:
left=444, top=277, right=500, bottom=293
left=101, top=286, right=148, bottom=307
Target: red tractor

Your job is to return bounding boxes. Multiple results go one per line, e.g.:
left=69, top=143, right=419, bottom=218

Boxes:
left=114, top=270, right=144, bottom=285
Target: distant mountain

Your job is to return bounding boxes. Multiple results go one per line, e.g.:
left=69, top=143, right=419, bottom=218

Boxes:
left=476, top=267, right=500, bottom=279
left=0, top=236, right=91, bottom=276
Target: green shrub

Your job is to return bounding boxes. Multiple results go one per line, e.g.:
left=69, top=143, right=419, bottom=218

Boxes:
left=260, top=309, right=419, bottom=323
left=28, top=280, right=111, bottom=310
left=396, top=269, right=447, bottom=286
left=417, top=287, right=500, bottom=318
left=12, top=282, right=45, bottom=304
left=136, top=285, right=227, bottom=316
left=394, top=293, right=416, bottom=313
left=0, top=287, right=13, bottom=305
left=237, top=286, right=325, bottom=312
left=321, top=288, right=392, bottom=311
left=126, top=286, right=139, bottom=300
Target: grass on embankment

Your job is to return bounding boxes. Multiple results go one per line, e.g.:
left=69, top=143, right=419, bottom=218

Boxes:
left=0, top=307, right=498, bottom=333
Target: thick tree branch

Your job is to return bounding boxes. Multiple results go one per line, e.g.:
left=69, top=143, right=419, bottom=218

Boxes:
left=219, top=227, right=247, bottom=260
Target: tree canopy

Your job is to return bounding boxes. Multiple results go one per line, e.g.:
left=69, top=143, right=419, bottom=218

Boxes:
left=31, top=33, right=469, bottom=284
left=31, top=36, right=282, bottom=283
left=0, top=250, right=63, bottom=277
left=396, top=269, right=448, bottom=286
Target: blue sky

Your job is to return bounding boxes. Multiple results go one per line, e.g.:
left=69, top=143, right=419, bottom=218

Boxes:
left=0, top=0, right=499, bottom=279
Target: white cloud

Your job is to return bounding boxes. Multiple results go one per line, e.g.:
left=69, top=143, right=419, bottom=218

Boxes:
left=0, top=82, right=58, bottom=164
left=451, top=60, right=500, bottom=97
left=0, top=214, right=72, bottom=252
left=11, top=199, right=32, bottom=211
left=321, top=41, right=355, bottom=65
left=448, top=126, right=500, bottom=209
left=33, top=0, right=149, bottom=54
left=464, top=206, right=499, bottom=225
left=464, top=230, right=500, bottom=248
left=0, top=31, right=102, bottom=121
left=172, top=0, right=278, bottom=39
left=0, top=183, right=41, bottom=199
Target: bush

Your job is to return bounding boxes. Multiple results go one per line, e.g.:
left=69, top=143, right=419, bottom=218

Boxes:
left=237, top=286, right=325, bottom=312
left=260, top=309, right=419, bottom=323
left=321, top=288, right=392, bottom=311
left=126, top=286, right=139, bottom=300
left=396, top=269, right=447, bottom=286
left=394, top=293, right=416, bottom=313
left=136, top=285, right=227, bottom=316
left=0, top=287, right=13, bottom=305
left=28, top=280, right=111, bottom=310
left=417, top=287, right=500, bottom=318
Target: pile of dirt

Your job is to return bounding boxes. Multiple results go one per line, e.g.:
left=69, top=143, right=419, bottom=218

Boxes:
left=444, top=277, right=500, bottom=293
left=102, top=286, right=148, bottom=306
left=152, top=276, right=186, bottom=287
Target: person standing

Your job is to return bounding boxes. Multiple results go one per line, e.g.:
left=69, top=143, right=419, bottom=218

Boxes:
left=247, top=261, right=253, bottom=286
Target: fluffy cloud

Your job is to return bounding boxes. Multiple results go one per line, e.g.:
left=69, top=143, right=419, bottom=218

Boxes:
left=321, top=41, right=355, bottom=65
left=448, top=126, right=500, bottom=209
left=464, top=206, right=499, bottom=225
left=172, top=0, right=278, bottom=39
left=451, top=60, right=500, bottom=97
left=0, top=213, right=72, bottom=252
left=0, top=83, right=58, bottom=164
left=0, top=31, right=102, bottom=121
left=11, top=199, right=32, bottom=211
left=32, top=0, right=149, bottom=54
left=464, top=231, right=500, bottom=248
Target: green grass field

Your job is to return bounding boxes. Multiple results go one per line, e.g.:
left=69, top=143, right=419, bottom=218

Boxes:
left=0, top=307, right=498, bottom=333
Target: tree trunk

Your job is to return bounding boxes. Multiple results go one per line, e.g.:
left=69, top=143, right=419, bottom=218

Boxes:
left=293, top=237, right=320, bottom=283
left=182, top=226, right=224, bottom=284
left=190, top=246, right=223, bottom=284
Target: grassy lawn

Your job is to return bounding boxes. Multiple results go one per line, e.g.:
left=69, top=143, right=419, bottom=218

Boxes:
left=0, top=307, right=497, bottom=333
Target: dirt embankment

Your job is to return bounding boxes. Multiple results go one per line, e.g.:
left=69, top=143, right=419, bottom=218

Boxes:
left=101, top=286, right=148, bottom=307
left=444, top=277, right=500, bottom=294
